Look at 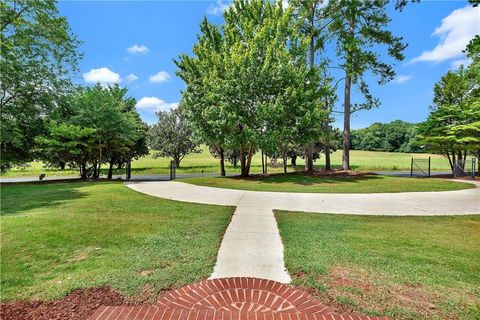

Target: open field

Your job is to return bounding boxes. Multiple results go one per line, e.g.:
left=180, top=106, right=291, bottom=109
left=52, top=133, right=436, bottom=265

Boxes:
left=1, top=149, right=461, bottom=178
left=180, top=173, right=474, bottom=193
left=0, top=182, right=234, bottom=301
left=276, top=211, right=480, bottom=319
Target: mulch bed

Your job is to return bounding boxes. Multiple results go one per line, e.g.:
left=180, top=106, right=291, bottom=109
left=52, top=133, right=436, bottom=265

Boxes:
left=424, top=174, right=477, bottom=180
left=300, top=170, right=376, bottom=177
left=0, top=287, right=131, bottom=320
left=241, top=170, right=377, bottom=179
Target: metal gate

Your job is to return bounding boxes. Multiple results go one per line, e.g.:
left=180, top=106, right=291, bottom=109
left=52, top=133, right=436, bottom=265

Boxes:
left=410, top=157, right=431, bottom=177
left=454, top=158, right=476, bottom=179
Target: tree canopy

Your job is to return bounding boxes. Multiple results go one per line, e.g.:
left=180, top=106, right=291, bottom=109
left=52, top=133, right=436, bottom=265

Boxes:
left=176, top=0, right=327, bottom=177
left=418, top=62, right=480, bottom=173
left=35, top=84, right=147, bottom=179
left=148, top=107, right=198, bottom=168
left=350, top=120, right=421, bottom=153
left=326, top=0, right=406, bottom=170
left=0, top=0, right=81, bottom=171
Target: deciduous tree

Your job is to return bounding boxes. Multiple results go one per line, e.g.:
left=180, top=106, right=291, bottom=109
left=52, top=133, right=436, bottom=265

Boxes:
left=0, top=0, right=81, bottom=171
left=148, top=107, right=198, bottom=168
left=177, top=0, right=326, bottom=177
left=419, top=66, right=479, bottom=174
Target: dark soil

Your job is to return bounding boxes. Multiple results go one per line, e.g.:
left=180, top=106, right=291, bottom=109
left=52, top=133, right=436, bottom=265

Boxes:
left=0, top=287, right=131, bottom=320
left=244, top=170, right=377, bottom=179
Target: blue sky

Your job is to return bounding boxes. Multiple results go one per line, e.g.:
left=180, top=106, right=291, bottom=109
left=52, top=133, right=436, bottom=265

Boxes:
left=58, top=0, right=479, bottom=129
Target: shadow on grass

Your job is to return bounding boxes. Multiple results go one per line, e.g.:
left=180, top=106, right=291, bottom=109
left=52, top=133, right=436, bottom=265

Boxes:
left=226, top=172, right=382, bottom=186
left=0, top=182, right=89, bottom=216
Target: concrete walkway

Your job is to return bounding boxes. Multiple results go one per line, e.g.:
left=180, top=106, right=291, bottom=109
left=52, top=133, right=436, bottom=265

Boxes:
left=126, top=180, right=479, bottom=283
left=126, top=180, right=479, bottom=215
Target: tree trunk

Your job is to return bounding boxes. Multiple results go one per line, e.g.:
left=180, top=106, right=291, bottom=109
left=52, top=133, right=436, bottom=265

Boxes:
left=283, top=155, right=288, bottom=174
left=93, top=161, right=98, bottom=179
left=452, top=151, right=457, bottom=176
left=342, top=72, right=352, bottom=171
left=261, top=149, right=265, bottom=174
left=325, top=145, right=331, bottom=171
left=306, top=145, right=314, bottom=171
left=291, top=155, right=297, bottom=166
left=264, top=153, right=268, bottom=174
left=81, top=162, right=87, bottom=180
left=60, top=162, right=65, bottom=170
left=96, top=162, right=101, bottom=179
left=240, top=145, right=247, bottom=177
left=323, top=119, right=331, bottom=171
left=219, top=147, right=226, bottom=176
left=305, top=12, right=316, bottom=172
left=108, top=159, right=114, bottom=180
left=126, top=160, right=131, bottom=180
left=245, top=143, right=254, bottom=177
left=446, top=151, right=453, bottom=173
left=477, top=152, right=480, bottom=176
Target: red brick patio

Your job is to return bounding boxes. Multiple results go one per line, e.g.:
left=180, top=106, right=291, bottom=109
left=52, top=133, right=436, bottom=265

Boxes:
left=89, top=277, right=388, bottom=320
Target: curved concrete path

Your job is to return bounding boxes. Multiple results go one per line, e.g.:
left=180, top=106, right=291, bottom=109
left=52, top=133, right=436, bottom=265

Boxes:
left=125, top=180, right=479, bottom=284
left=126, top=180, right=479, bottom=215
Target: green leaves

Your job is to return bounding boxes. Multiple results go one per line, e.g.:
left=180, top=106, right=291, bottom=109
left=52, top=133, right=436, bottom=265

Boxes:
left=34, top=84, right=147, bottom=177
left=0, top=0, right=81, bottom=171
left=419, top=61, right=480, bottom=172
left=177, top=0, right=327, bottom=175
left=328, top=0, right=406, bottom=104
left=148, top=108, right=199, bottom=167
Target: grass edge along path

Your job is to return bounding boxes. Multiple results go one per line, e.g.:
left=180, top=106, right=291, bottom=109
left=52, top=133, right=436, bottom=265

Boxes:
left=180, top=173, right=474, bottom=193
left=275, top=211, right=480, bottom=320
left=0, top=181, right=234, bottom=302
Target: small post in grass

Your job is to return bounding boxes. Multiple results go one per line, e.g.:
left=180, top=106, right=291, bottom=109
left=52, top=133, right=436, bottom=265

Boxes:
left=410, top=157, right=413, bottom=177
left=428, top=157, right=431, bottom=177
left=472, top=158, right=476, bottom=180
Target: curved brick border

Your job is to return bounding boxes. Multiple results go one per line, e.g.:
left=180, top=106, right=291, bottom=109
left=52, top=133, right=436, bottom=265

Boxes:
left=156, top=277, right=332, bottom=314
left=90, top=278, right=388, bottom=320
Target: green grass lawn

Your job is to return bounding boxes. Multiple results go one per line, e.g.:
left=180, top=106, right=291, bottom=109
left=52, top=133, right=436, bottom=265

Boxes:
left=1, top=149, right=461, bottom=178
left=275, top=211, right=480, bottom=319
left=180, top=173, right=474, bottom=193
left=0, top=182, right=234, bottom=301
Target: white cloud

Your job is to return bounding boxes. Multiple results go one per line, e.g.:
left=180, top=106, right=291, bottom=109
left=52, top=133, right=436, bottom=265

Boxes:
left=127, top=44, right=149, bottom=54
left=83, top=67, right=120, bottom=85
left=451, top=58, right=472, bottom=69
left=410, top=6, right=479, bottom=64
left=391, top=74, right=412, bottom=84
left=135, top=97, right=178, bottom=112
left=149, top=71, right=171, bottom=83
left=125, top=73, right=139, bottom=84
left=207, top=0, right=232, bottom=15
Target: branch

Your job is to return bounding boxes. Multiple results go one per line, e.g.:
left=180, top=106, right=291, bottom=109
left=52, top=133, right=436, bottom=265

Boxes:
left=1, top=5, right=28, bottom=32
left=332, top=77, right=346, bottom=91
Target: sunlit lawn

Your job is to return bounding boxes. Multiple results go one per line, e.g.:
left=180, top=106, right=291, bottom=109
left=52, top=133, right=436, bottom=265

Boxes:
left=1, top=148, right=459, bottom=177
left=0, top=182, right=234, bottom=301
left=276, top=211, right=480, bottom=319
left=180, top=173, right=473, bottom=193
